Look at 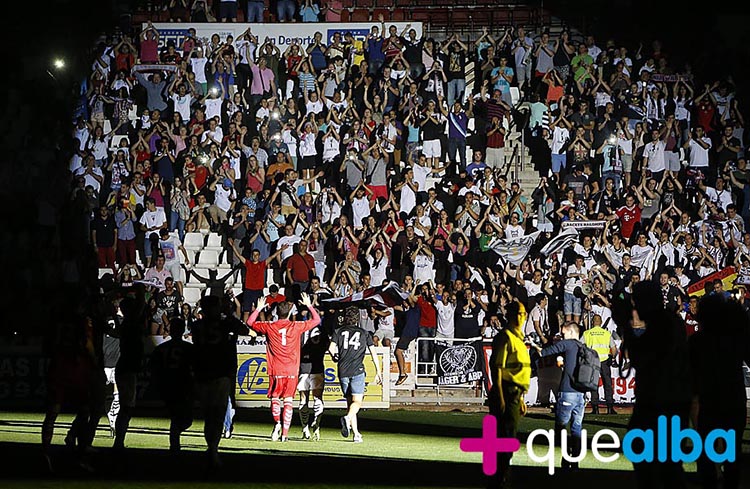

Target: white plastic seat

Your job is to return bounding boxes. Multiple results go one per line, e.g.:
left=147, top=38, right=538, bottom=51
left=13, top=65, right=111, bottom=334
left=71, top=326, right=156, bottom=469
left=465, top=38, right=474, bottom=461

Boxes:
left=205, top=232, right=223, bottom=250
left=218, top=250, right=233, bottom=269
left=177, top=266, right=187, bottom=284
left=184, top=249, right=197, bottom=266
left=182, top=287, right=203, bottom=307
left=183, top=232, right=205, bottom=251
left=127, top=105, right=138, bottom=121
left=111, top=135, right=128, bottom=149
left=197, top=250, right=219, bottom=267
left=102, top=119, right=112, bottom=134
left=98, top=267, right=115, bottom=279
left=188, top=267, right=211, bottom=285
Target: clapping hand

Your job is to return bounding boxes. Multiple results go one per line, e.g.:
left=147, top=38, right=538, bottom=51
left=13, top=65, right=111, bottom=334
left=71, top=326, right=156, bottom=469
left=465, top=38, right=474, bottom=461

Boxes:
left=300, top=292, right=313, bottom=309
left=256, top=296, right=267, bottom=311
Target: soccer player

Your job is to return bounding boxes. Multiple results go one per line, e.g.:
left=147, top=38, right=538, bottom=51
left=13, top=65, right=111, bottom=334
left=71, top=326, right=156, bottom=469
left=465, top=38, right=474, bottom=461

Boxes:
left=247, top=292, right=321, bottom=442
left=113, top=294, right=147, bottom=452
left=192, top=295, right=249, bottom=467
left=329, top=306, right=383, bottom=443
left=42, top=295, right=96, bottom=472
left=150, top=317, right=194, bottom=452
left=297, top=318, right=329, bottom=440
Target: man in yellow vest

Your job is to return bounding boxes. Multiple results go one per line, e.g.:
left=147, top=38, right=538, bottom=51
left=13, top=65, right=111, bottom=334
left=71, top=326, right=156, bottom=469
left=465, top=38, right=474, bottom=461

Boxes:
left=583, top=314, right=618, bottom=414
left=488, top=300, right=531, bottom=488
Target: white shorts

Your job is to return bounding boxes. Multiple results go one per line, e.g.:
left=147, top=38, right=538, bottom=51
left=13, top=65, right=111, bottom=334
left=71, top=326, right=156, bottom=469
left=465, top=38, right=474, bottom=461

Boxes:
left=374, top=328, right=395, bottom=343
left=297, top=373, right=325, bottom=391
left=104, top=367, right=116, bottom=385
left=166, top=262, right=181, bottom=283
left=423, top=139, right=442, bottom=158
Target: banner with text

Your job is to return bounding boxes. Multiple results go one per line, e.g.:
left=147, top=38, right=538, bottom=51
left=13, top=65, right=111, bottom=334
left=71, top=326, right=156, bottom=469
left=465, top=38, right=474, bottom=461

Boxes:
left=436, top=340, right=483, bottom=386
left=148, top=22, right=422, bottom=52
left=561, top=220, right=607, bottom=230
left=235, top=343, right=390, bottom=408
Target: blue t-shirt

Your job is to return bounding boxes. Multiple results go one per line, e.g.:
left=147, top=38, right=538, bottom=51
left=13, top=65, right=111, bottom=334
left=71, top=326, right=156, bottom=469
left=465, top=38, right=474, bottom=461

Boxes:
left=402, top=306, right=421, bottom=338
left=491, top=66, right=513, bottom=94
left=466, top=161, right=487, bottom=179
left=368, top=38, right=385, bottom=62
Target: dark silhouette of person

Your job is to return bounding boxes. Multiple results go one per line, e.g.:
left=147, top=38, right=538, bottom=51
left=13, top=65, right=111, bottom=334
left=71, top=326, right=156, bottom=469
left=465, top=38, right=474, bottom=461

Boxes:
left=690, top=294, right=750, bottom=489
left=150, top=317, right=195, bottom=452
left=186, top=266, right=236, bottom=298
left=620, top=280, right=692, bottom=489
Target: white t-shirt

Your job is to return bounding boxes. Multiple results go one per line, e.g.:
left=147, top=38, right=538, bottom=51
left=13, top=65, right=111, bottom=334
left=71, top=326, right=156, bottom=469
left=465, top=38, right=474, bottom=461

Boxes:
left=322, top=136, right=340, bottom=161
left=201, top=127, right=224, bottom=145
left=552, top=126, right=570, bottom=154
left=413, top=253, right=435, bottom=283
left=352, top=196, right=370, bottom=227
left=204, top=97, right=223, bottom=123
left=306, top=100, right=324, bottom=115
left=140, top=208, right=167, bottom=240
left=564, top=263, right=588, bottom=294
left=190, top=58, right=208, bottom=83
left=376, top=307, right=395, bottom=333
left=644, top=140, right=666, bottom=173
left=159, top=236, right=183, bottom=265
left=172, top=93, right=193, bottom=122
left=688, top=137, right=711, bottom=168
left=399, top=182, right=417, bottom=216
left=504, top=224, right=525, bottom=239
left=299, top=132, right=317, bottom=157
left=704, top=187, right=733, bottom=211
left=367, top=255, right=388, bottom=286
left=213, top=184, right=236, bottom=212
left=413, top=164, right=431, bottom=193
left=435, top=301, right=456, bottom=337
left=74, top=166, right=104, bottom=193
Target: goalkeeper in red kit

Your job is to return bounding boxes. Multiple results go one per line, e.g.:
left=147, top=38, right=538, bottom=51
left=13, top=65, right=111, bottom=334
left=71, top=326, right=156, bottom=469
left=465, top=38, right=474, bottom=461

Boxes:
left=247, top=292, right=321, bottom=441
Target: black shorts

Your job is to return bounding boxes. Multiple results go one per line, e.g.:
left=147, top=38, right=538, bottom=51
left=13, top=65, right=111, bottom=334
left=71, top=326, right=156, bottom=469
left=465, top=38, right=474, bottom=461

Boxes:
left=299, top=155, right=317, bottom=171
left=396, top=335, right=416, bottom=351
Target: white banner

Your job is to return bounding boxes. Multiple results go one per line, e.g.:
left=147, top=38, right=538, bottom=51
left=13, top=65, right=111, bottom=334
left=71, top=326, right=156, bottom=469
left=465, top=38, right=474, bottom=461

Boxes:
left=147, top=22, right=423, bottom=51
left=561, top=220, right=607, bottom=230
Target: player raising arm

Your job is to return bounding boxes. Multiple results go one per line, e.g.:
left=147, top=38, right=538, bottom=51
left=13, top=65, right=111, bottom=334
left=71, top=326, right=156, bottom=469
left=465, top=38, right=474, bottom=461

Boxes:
left=329, top=306, right=383, bottom=443
left=247, top=293, right=321, bottom=442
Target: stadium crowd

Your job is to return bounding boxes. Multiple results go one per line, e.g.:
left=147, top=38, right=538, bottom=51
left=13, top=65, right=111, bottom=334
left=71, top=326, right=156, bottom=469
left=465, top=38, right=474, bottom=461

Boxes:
left=73, top=9, right=750, bottom=346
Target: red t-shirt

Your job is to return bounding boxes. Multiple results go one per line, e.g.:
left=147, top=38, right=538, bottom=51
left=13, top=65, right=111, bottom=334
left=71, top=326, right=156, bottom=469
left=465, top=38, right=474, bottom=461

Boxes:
left=140, top=39, right=159, bottom=64
left=243, top=260, right=267, bottom=290
left=251, top=317, right=318, bottom=376
left=287, top=253, right=315, bottom=282
left=417, top=296, right=437, bottom=328
left=615, top=205, right=641, bottom=239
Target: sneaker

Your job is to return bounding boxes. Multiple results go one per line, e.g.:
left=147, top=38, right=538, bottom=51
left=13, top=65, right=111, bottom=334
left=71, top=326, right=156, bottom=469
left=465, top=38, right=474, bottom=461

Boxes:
left=280, top=436, right=289, bottom=442
left=353, top=433, right=363, bottom=443
left=224, top=428, right=233, bottom=439
left=395, top=375, right=408, bottom=386
left=302, top=425, right=311, bottom=440
left=340, top=416, right=350, bottom=438
left=312, top=428, right=320, bottom=441
left=271, top=422, right=282, bottom=442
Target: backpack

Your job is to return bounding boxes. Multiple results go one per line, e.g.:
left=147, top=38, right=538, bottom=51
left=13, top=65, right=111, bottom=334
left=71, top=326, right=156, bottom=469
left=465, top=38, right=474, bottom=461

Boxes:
left=571, top=342, right=601, bottom=392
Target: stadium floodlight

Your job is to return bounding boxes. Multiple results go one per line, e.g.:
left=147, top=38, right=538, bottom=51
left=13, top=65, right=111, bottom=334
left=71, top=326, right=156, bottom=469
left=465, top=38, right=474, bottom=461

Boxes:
left=53, top=58, right=66, bottom=70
